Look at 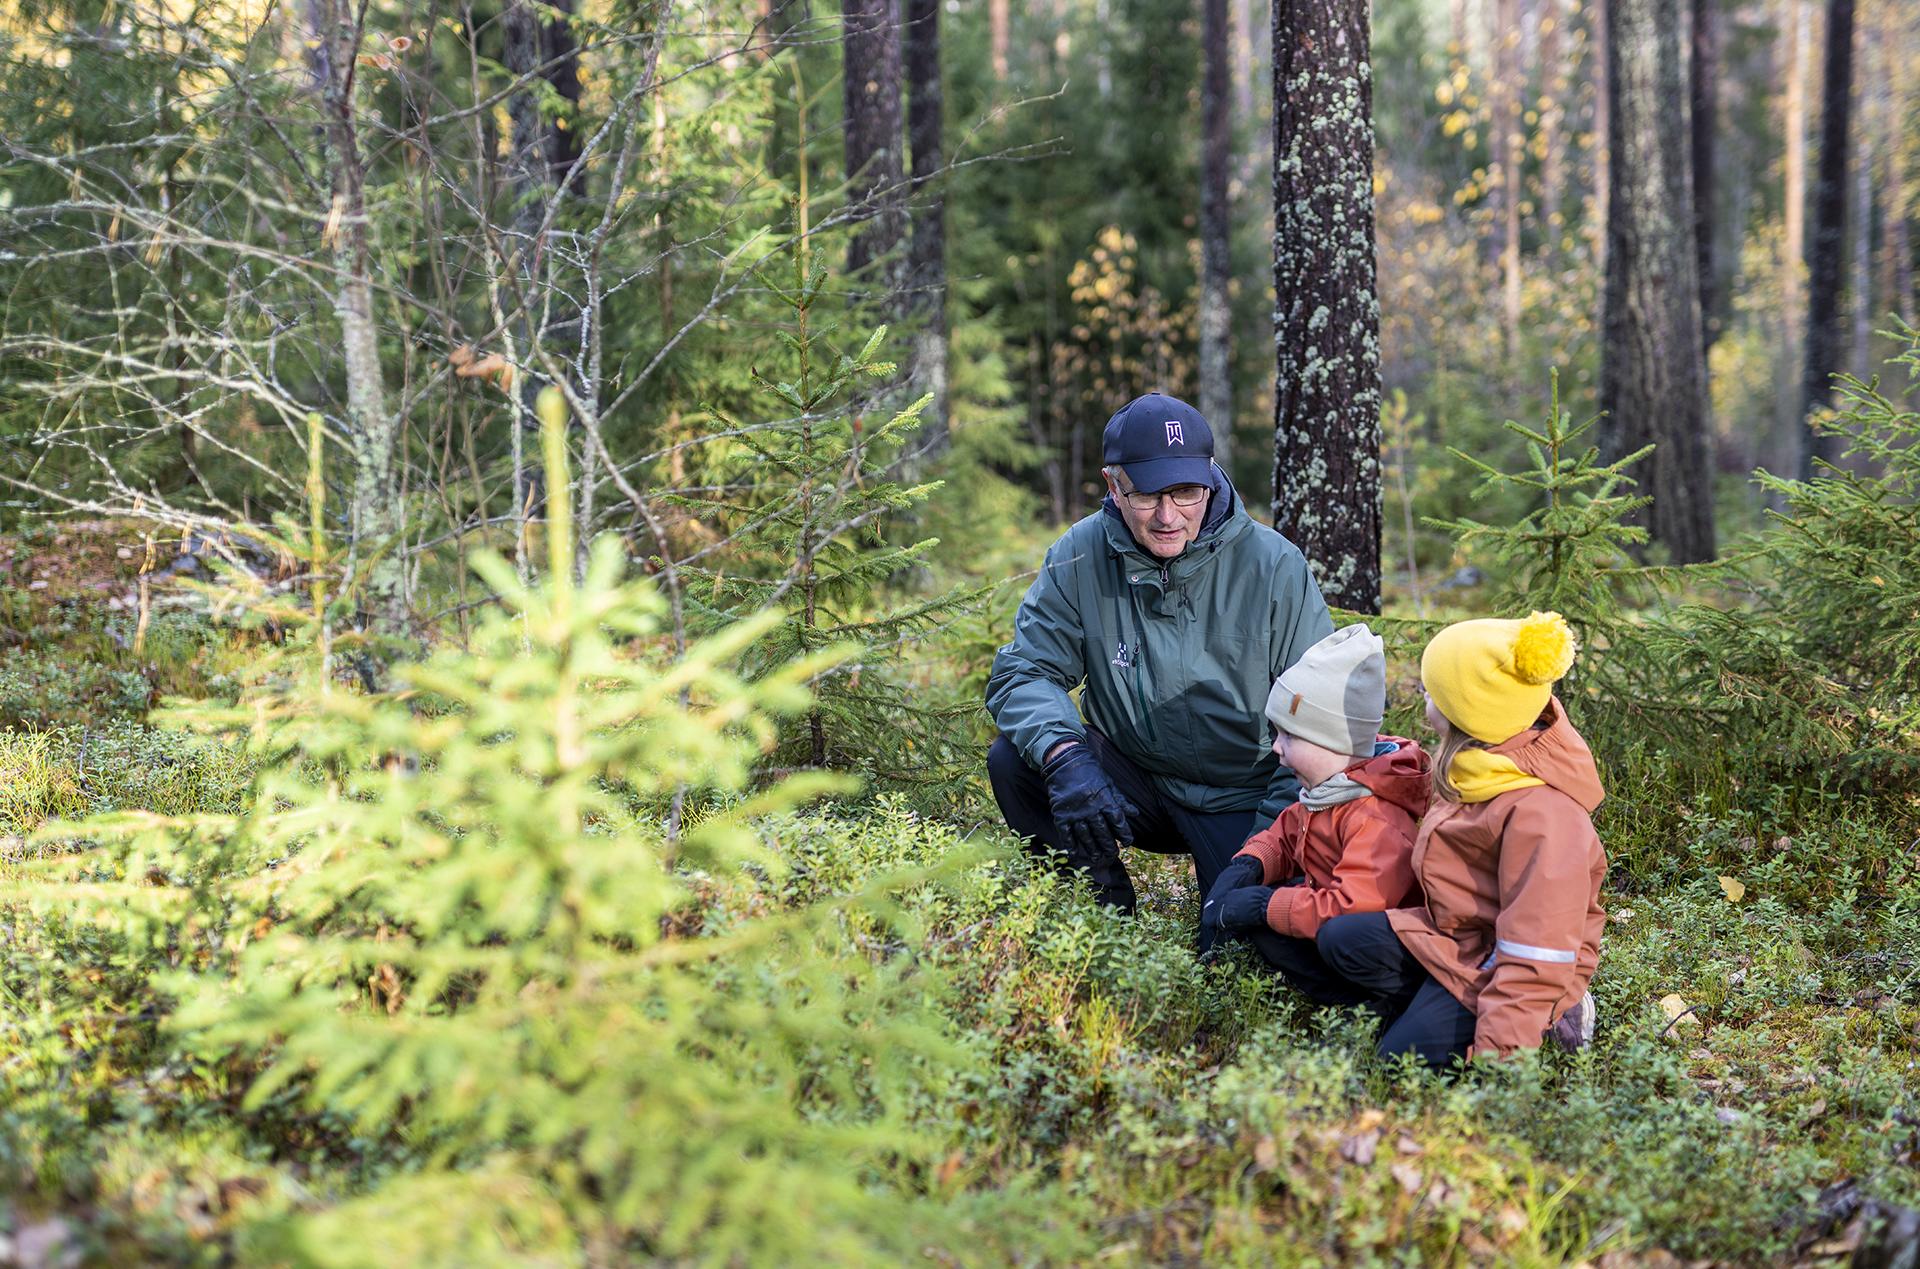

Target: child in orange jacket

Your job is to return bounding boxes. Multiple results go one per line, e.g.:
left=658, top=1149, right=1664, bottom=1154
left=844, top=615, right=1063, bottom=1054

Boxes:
left=1198, top=624, right=1431, bottom=1006
left=1316, top=611, right=1606, bottom=1067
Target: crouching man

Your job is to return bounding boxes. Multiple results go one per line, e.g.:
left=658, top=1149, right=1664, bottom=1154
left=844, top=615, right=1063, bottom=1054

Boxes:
left=984, top=391, right=1333, bottom=913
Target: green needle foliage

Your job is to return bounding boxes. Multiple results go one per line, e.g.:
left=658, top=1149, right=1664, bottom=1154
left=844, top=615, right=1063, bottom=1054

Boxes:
left=1426, top=368, right=1657, bottom=640
left=1636, top=325, right=1920, bottom=804
left=14, top=399, right=1038, bottom=1264
left=679, top=236, right=986, bottom=800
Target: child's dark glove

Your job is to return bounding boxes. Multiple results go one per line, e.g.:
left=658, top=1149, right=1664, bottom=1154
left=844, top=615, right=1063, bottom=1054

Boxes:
left=1216, top=884, right=1276, bottom=932
left=1198, top=854, right=1264, bottom=956
left=1042, top=743, right=1137, bottom=864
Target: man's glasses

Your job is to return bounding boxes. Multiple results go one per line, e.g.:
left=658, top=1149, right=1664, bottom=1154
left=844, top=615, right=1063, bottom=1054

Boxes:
left=1120, top=486, right=1208, bottom=511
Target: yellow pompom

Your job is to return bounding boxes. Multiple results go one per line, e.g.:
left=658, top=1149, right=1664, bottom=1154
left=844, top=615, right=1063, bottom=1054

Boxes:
left=1510, top=610, right=1576, bottom=684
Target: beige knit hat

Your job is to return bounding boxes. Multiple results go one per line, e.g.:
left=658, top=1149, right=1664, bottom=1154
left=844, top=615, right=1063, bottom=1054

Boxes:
left=1264, top=623, right=1387, bottom=758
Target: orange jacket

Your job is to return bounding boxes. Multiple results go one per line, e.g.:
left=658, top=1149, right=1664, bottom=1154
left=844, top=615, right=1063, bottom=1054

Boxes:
left=1235, top=738, right=1430, bottom=939
left=1386, top=698, right=1607, bottom=1059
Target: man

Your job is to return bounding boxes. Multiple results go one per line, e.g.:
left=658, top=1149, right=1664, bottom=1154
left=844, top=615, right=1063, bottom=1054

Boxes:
left=985, top=391, right=1334, bottom=913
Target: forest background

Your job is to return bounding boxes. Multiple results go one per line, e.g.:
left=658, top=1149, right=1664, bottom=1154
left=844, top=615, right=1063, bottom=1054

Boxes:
left=0, top=0, right=1918, bottom=1263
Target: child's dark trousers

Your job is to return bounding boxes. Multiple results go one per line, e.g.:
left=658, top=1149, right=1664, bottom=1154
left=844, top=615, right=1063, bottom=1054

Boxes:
left=1259, top=911, right=1477, bottom=1069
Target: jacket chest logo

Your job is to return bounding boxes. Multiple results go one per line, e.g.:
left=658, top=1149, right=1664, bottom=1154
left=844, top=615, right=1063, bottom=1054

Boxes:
left=1111, top=641, right=1136, bottom=669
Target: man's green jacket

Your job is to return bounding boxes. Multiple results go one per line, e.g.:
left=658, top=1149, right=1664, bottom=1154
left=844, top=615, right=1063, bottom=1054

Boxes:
left=986, top=475, right=1334, bottom=821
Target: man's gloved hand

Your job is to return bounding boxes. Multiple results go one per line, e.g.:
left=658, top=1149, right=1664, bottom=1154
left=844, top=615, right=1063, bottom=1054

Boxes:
left=1041, top=742, right=1138, bottom=863
left=1198, top=854, right=1264, bottom=957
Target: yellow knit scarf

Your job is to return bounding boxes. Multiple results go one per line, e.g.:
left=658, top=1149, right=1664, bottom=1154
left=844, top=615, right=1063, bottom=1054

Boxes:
left=1449, top=749, right=1545, bottom=803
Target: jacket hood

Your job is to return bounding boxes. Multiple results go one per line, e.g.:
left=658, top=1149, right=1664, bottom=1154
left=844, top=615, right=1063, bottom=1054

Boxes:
left=1100, top=459, right=1238, bottom=551
left=1487, top=697, right=1605, bottom=811
left=1348, top=736, right=1431, bottom=819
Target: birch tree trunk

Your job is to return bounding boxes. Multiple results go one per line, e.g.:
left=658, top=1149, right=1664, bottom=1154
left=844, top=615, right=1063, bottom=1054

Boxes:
left=1271, top=0, right=1381, bottom=613
left=1199, top=0, right=1234, bottom=470
left=1802, top=0, right=1854, bottom=476
left=1600, top=0, right=1716, bottom=562
left=306, top=0, right=407, bottom=638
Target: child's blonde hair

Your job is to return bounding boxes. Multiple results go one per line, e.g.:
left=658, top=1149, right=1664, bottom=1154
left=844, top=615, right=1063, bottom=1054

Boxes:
left=1427, top=709, right=1488, bottom=804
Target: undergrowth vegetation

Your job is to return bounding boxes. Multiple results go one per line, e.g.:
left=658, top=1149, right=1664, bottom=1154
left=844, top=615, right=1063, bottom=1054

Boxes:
left=0, top=345, right=1917, bottom=1264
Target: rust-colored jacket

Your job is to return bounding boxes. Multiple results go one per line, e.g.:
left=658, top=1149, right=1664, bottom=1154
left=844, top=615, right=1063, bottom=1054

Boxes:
left=1387, top=698, right=1607, bottom=1059
left=1236, top=738, right=1430, bottom=939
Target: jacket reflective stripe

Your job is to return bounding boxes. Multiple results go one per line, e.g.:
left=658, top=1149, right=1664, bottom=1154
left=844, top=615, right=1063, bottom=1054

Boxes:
left=1495, top=938, right=1578, bottom=964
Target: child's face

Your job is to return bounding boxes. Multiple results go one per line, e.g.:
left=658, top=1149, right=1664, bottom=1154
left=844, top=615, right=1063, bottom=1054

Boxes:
left=1422, top=688, right=1448, bottom=739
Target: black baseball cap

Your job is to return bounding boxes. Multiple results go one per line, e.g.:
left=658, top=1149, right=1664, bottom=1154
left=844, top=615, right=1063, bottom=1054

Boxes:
left=1101, top=392, right=1215, bottom=492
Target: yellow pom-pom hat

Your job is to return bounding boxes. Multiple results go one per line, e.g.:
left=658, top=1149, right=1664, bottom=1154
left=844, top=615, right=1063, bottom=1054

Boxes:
left=1420, top=611, right=1578, bottom=744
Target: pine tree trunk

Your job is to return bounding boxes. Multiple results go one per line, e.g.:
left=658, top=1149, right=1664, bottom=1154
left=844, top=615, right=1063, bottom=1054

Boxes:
left=1802, top=0, right=1854, bottom=476
left=1775, top=0, right=1808, bottom=476
left=305, top=0, right=407, bottom=639
left=1592, top=0, right=1612, bottom=275
left=1200, top=0, right=1233, bottom=470
left=990, top=0, right=1009, bottom=80
left=1600, top=0, right=1716, bottom=562
left=1271, top=0, right=1382, bottom=613
left=1849, top=26, right=1873, bottom=383
left=1540, top=0, right=1565, bottom=248
left=1886, top=5, right=1916, bottom=326
left=844, top=0, right=906, bottom=295
left=904, top=0, right=948, bottom=457
left=1495, top=0, right=1523, bottom=352
left=1691, top=0, right=1720, bottom=353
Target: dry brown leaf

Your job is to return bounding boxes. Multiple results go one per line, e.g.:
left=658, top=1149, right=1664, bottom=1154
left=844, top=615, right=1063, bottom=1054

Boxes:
left=1390, top=1162, right=1423, bottom=1194
left=1339, top=1129, right=1381, bottom=1166
left=1718, top=875, right=1746, bottom=903
left=1253, top=1135, right=1279, bottom=1172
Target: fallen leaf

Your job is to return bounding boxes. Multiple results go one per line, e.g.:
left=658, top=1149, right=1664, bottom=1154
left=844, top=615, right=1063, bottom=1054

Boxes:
left=1253, top=1135, right=1278, bottom=1172
left=1339, top=1128, right=1381, bottom=1166
left=1395, top=1133, right=1425, bottom=1155
left=1719, top=876, right=1746, bottom=903
left=1659, top=993, right=1701, bottom=1031
left=1391, top=1162, right=1423, bottom=1194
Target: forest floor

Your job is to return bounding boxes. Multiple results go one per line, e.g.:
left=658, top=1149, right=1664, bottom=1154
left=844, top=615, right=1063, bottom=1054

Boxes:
left=0, top=522, right=1916, bottom=1266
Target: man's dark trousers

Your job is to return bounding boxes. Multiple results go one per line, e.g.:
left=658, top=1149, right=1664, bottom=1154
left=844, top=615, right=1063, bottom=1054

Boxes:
left=987, top=728, right=1257, bottom=914
left=1313, top=912, right=1478, bottom=1069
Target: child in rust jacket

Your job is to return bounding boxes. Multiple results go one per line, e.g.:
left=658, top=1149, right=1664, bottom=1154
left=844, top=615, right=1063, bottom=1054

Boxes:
left=1197, top=624, right=1432, bottom=1005
left=1316, top=611, right=1606, bottom=1068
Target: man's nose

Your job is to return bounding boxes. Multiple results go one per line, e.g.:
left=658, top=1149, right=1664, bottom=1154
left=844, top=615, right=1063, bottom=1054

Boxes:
left=1150, top=498, right=1179, bottom=525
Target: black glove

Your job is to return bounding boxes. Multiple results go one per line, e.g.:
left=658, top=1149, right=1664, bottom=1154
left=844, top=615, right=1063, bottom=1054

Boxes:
left=1198, top=854, right=1264, bottom=957
left=1216, top=884, right=1277, bottom=932
left=1041, top=742, right=1137, bottom=863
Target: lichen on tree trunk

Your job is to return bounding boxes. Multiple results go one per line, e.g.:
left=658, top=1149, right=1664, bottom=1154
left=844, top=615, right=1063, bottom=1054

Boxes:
left=1270, top=0, right=1382, bottom=613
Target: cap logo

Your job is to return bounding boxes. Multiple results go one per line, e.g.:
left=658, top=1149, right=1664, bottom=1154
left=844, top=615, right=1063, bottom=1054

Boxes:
left=1165, top=420, right=1184, bottom=446
left=1290, top=693, right=1302, bottom=715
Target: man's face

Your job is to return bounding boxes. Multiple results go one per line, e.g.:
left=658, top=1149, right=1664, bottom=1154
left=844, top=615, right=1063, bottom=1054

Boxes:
left=1104, top=467, right=1210, bottom=560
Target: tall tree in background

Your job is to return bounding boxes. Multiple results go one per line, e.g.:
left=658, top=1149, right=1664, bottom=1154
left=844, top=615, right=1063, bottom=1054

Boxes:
left=1593, top=0, right=1613, bottom=273
left=1691, top=0, right=1720, bottom=352
left=503, top=0, right=585, bottom=570
left=1494, top=0, right=1522, bottom=352
left=843, top=0, right=906, bottom=292
left=904, top=0, right=948, bottom=456
left=304, top=0, right=407, bottom=636
left=1600, top=0, right=1715, bottom=561
left=1199, top=0, right=1233, bottom=467
left=1271, top=0, right=1382, bottom=612
left=1801, top=0, right=1854, bottom=476
left=1774, top=0, right=1809, bottom=475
